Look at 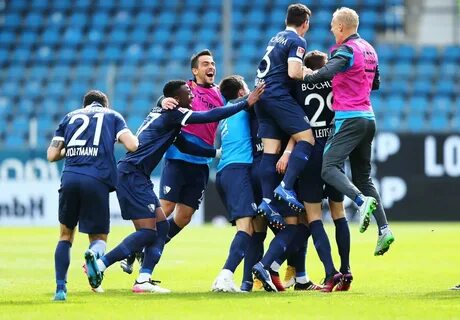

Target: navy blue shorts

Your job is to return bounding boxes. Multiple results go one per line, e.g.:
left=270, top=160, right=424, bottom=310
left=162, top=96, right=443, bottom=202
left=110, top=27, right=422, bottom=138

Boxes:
left=116, top=169, right=160, bottom=220
left=216, top=164, right=257, bottom=224
left=159, top=159, right=209, bottom=210
left=298, top=138, right=344, bottom=203
left=58, top=172, right=110, bottom=234
left=255, top=95, right=311, bottom=139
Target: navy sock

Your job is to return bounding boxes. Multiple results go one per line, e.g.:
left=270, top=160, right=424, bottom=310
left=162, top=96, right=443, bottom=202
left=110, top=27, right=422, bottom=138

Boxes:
left=282, top=141, right=313, bottom=189
left=165, top=217, right=182, bottom=243
left=141, top=220, right=170, bottom=274
left=55, top=240, right=71, bottom=292
left=101, top=228, right=157, bottom=268
left=285, top=224, right=310, bottom=266
left=259, top=153, right=280, bottom=200
left=294, top=224, right=310, bottom=274
left=310, top=220, right=337, bottom=277
left=223, top=231, right=252, bottom=273
left=243, top=232, right=266, bottom=283
left=334, top=217, right=351, bottom=274
left=261, top=224, right=297, bottom=268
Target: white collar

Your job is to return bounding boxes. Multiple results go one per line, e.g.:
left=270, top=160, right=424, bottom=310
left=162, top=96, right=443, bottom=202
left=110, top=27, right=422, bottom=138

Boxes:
left=285, top=26, right=298, bottom=34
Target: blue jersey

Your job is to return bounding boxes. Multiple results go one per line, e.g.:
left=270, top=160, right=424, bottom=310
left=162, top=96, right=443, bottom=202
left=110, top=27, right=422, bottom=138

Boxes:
left=291, top=80, right=335, bottom=140
left=217, top=104, right=253, bottom=172
left=118, top=106, right=193, bottom=176
left=255, top=27, right=307, bottom=98
left=53, top=102, right=129, bottom=189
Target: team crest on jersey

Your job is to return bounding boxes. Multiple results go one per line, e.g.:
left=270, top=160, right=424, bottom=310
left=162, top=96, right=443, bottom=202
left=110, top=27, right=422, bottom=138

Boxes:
left=147, top=204, right=156, bottom=213
left=296, top=47, right=305, bottom=58
left=163, top=186, right=171, bottom=194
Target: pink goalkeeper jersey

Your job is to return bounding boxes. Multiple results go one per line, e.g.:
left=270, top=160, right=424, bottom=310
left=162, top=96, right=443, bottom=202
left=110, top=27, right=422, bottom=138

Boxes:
left=329, top=37, right=378, bottom=112
left=182, top=80, right=223, bottom=145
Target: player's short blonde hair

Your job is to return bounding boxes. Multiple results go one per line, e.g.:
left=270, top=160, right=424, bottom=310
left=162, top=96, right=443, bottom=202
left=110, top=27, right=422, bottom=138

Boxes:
left=333, top=7, right=359, bottom=30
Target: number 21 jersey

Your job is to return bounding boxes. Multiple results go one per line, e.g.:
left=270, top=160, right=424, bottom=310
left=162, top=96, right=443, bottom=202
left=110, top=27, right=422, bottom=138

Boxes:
left=53, top=102, right=129, bottom=189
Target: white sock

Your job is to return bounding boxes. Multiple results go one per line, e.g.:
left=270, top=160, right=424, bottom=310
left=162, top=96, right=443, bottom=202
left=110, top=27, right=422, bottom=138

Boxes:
left=220, top=269, right=233, bottom=279
left=96, top=259, right=107, bottom=272
left=270, top=261, right=281, bottom=272
left=137, top=273, right=151, bottom=283
left=296, top=276, right=309, bottom=284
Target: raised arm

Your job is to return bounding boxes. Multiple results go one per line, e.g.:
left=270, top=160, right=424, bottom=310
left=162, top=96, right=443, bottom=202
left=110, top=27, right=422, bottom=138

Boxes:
left=184, top=84, right=265, bottom=125
left=173, top=133, right=217, bottom=158
left=303, top=45, right=353, bottom=83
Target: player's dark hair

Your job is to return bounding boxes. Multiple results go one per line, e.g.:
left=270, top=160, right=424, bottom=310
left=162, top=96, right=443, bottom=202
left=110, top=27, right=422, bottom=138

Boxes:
left=190, top=49, right=213, bottom=69
left=286, top=3, right=311, bottom=27
left=83, top=90, right=109, bottom=108
left=219, top=75, right=244, bottom=101
left=304, top=50, right=327, bottom=71
left=163, top=80, right=187, bottom=98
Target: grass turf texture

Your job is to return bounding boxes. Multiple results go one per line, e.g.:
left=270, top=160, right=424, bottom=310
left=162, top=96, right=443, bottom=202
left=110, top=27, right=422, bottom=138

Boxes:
left=0, top=222, right=459, bottom=320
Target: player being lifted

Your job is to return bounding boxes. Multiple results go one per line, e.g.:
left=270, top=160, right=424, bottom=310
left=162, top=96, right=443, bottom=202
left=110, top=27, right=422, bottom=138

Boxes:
left=251, top=3, right=318, bottom=292
left=84, top=81, right=265, bottom=293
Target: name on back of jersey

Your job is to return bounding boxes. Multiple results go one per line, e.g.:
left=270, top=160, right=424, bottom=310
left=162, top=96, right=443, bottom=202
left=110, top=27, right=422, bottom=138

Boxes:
left=65, top=146, right=98, bottom=157
left=301, top=81, right=332, bottom=91
left=270, top=35, right=288, bottom=46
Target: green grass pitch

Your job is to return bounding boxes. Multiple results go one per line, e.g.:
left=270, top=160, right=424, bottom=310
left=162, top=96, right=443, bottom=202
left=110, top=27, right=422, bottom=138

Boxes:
left=0, top=222, right=459, bottom=319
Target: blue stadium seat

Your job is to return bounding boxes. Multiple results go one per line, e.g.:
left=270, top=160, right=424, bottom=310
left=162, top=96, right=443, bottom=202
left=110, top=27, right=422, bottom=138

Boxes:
left=392, top=61, right=413, bottom=78
left=152, top=29, right=171, bottom=45
left=68, top=12, right=88, bottom=27
left=109, top=28, right=129, bottom=44
left=74, top=0, right=91, bottom=9
left=134, top=10, right=154, bottom=28
left=397, top=45, right=416, bottom=61
left=11, top=47, right=30, bottom=63
left=435, top=82, right=457, bottom=97
left=385, top=95, right=406, bottom=113
left=57, top=48, right=77, bottom=62
left=376, top=44, right=396, bottom=63
left=406, top=113, right=426, bottom=132
left=130, top=28, right=149, bottom=43
left=360, top=10, right=379, bottom=27
left=440, top=45, right=460, bottom=63
left=429, top=114, right=450, bottom=132
left=79, top=46, right=99, bottom=62
left=91, top=12, right=110, bottom=27
left=315, top=10, right=331, bottom=26
left=407, top=96, right=429, bottom=115
left=125, top=44, right=144, bottom=62
left=0, top=30, right=15, bottom=44
left=360, top=27, right=376, bottom=42
left=414, top=62, right=437, bottom=79
left=418, top=46, right=439, bottom=62
left=102, top=45, right=122, bottom=61
left=18, top=99, right=34, bottom=115
left=432, top=97, right=453, bottom=113
left=7, top=64, right=26, bottom=80
left=41, top=29, right=60, bottom=45
left=412, top=79, right=432, bottom=96
left=4, top=13, right=21, bottom=27
left=381, top=115, right=402, bottom=131
left=387, top=80, right=409, bottom=96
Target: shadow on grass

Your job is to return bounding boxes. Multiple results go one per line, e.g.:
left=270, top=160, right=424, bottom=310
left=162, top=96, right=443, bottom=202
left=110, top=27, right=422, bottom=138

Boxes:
left=0, top=289, right=367, bottom=306
left=416, top=290, right=460, bottom=301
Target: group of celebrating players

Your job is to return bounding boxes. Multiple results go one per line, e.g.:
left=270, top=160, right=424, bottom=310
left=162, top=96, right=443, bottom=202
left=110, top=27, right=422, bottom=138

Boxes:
left=47, top=4, right=395, bottom=301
